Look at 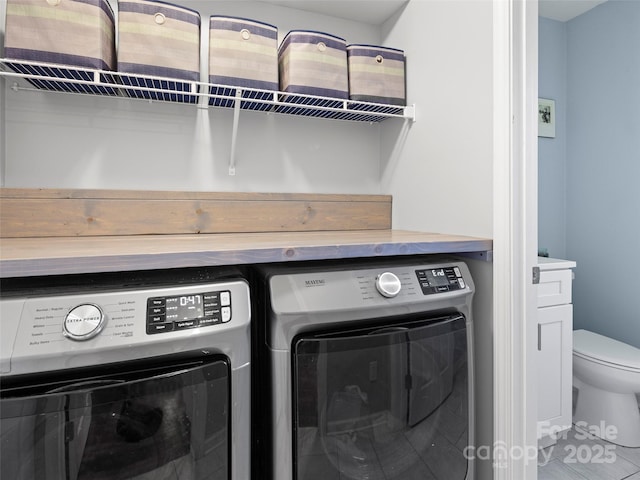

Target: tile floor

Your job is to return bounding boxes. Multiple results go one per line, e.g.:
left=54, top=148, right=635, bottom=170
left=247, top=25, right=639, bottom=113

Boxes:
left=538, top=427, right=640, bottom=480
left=538, top=390, right=640, bottom=480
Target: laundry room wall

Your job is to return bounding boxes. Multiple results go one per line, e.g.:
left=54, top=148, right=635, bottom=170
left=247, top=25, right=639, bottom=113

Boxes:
left=539, top=0, right=640, bottom=348
left=1, top=0, right=495, bottom=237
left=379, top=1, right=493, bottom=239
left=1, top=0, right=387, bottom=194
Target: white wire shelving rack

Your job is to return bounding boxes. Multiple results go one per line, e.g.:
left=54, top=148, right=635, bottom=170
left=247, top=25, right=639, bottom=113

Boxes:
left=0, top=58, right=416, bottom=175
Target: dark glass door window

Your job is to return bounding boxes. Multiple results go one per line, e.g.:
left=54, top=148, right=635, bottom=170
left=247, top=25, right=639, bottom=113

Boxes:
left=1, top=356, right=230, bottom=480
left=293, top=315, right=470, bottom=480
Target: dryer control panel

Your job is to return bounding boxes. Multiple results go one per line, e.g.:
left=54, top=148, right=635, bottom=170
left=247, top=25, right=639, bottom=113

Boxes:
left=269, top=260, right=474, bottom=316
left=416, top=266, right=466, bottom=295
left=265, top=260, right=475, bottom=351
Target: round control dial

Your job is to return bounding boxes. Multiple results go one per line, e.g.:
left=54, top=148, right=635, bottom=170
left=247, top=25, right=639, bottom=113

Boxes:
left=63, top=304, right=105, bottom=341
left=375, top=272, right=402, bottom=298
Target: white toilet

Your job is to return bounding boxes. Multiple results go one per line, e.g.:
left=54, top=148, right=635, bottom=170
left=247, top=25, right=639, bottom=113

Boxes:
left=573, top=329, right=640, bottom=447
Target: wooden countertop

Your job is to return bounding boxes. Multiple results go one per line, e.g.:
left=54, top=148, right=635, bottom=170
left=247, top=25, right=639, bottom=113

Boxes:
left=0, top=230, right=492, bottom=278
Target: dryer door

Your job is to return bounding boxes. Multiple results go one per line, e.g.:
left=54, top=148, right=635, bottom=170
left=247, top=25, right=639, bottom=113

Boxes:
left=292, top=314, right=470, bottom=480
left=1, top=354, right=230, bottom=480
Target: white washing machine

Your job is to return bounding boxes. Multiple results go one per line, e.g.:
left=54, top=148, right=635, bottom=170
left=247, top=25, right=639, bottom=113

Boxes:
left=0, top=267, right=251, bottom=480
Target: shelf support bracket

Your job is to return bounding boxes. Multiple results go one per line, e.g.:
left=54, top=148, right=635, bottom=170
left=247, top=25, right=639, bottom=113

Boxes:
left=404, top=104, right=417, bottom=123
left=229, top=89, right=242, bottom=176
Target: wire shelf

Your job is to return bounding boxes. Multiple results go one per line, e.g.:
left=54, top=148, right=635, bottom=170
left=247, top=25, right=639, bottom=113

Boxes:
left=0, top=58, right=415, bottom=123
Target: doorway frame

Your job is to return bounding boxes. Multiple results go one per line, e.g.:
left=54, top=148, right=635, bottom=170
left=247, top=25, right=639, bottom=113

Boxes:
left=493, top=0, right=539, bottom=478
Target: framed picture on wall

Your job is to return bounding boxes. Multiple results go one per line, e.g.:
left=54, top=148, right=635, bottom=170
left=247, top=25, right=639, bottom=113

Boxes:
left=538, top=98, right=556, bottom=138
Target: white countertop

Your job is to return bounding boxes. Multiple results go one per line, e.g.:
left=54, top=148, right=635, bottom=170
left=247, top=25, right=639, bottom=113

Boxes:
left=538, top=256, right=577, bottom=271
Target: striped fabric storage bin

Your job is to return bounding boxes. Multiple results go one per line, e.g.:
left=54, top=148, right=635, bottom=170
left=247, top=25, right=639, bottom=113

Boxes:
left=277, top=30, right=348, bottom=115
left=209, top=16, right=278, bottom=111
left=4, top=0, right=116, bottom=94
left=117, top=0, right=200, bottom=102
left=347, top=45, right=406, bottom=106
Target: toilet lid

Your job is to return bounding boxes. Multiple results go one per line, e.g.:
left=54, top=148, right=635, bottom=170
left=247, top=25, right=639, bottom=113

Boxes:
left=573, top=329, right=640, bottom=370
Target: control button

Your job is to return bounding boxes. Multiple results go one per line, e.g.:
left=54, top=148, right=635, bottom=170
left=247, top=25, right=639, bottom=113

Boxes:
left=454, top=267, right=462, bottom=277
left=175, top=320, right=199, bottom=330
left=148, top=315, right=166, bottom=323
left=64, top=304, right=105, bottom=341
left=458, top=278, right=466, bottom=288
left=220, top=291, right=231, bottom=306
left=148, top=298, right=165, bottom=307
left=148, top=306, right=165, bottom=316
left=436, top=286, right=449, bottom=292
left=199, top=317, right=219, bottom=327
left=375, top=272, right=402, bottom=298
left=221, top=307, right=231, bottom=323
left=147, top=322, right=174, bottom=334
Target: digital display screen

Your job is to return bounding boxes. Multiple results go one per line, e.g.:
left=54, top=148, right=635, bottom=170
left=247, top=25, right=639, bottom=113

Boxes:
left=166, top=294, right=204, bottom=321
left=425, top=268, right=449, bottom=287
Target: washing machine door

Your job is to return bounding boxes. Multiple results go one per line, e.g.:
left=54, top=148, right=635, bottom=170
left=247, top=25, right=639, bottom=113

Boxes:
left=0, top=354, right=230, bottom=480
left=292, top=314, right=470, bottom=480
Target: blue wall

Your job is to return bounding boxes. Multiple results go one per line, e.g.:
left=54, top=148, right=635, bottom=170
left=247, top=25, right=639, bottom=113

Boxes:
left=538, top=17, right=567, bottom=259
left=539, top=0, right=640, bottom=348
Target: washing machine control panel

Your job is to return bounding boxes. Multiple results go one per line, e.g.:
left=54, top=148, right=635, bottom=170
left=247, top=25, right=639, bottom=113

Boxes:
left=146, top=290, right=232, bottom=334
left=1, top=279, right=251, bottom=376
left=415, top=266, right=466, bottom=295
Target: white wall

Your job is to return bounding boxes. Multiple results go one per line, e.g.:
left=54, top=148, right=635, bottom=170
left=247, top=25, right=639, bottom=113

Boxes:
left=2, top=0, right=388, bottom=193
left=380, top=0, right=493, bottom=239
left=3, top=0, right=495, bottom=219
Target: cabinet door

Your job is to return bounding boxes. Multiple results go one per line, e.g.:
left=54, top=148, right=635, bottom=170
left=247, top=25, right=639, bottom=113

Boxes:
left=537, top=304, right=573, bottom=438
left=538, top=269, right=573, bottom=307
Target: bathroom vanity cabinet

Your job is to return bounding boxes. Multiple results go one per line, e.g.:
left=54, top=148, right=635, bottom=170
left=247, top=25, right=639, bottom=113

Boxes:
left=536, top=257, right=576, bottom=448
